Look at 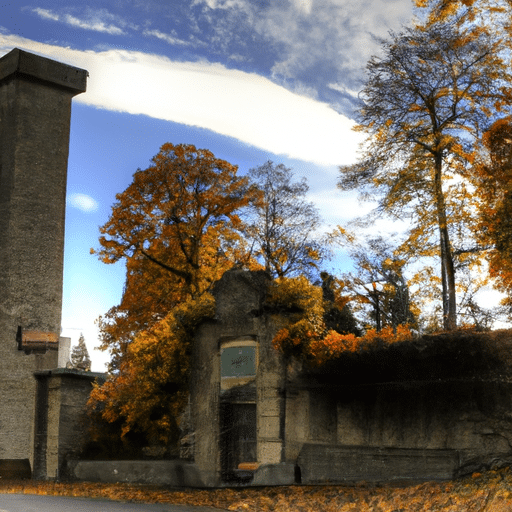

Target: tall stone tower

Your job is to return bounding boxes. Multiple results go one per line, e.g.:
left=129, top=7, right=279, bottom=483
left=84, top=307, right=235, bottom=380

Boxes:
left=0, top=49, right=87, bottom=466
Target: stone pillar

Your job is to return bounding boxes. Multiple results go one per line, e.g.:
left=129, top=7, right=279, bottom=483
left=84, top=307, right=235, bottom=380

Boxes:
left=0, top=48, right=87, bottom=464
left=33, top=369, right=105, bottom=480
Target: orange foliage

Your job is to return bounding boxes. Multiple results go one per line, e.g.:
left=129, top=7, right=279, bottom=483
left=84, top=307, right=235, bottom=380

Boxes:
left=96, top=251, right=187, bottom=371
left=415, top=0, right=510, bottom=28
left=3, top=468, right=512, bottom=511
left=94, top=143, right=259, bottom=299
left=307, top=325, right=414, bottom=366
left=89, top=144, right=263, bottom=446
left=474, top=118, right=512, bottom=307
left=269, top=276, right=412, bottom=365
left=88, top=292, right=216, bottom=447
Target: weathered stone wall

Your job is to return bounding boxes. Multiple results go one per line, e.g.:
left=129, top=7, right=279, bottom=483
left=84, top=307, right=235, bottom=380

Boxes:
left=69, top=460, right=204, bottom=486
left=297, top=445, right=460, bottom=484
left=190, top=269, right=286, bottom=486
left=33, top=369, right=105, bottom=480
left=286, top=379, right=512, bottom=482
left=63, top=270, right=512, bottom=487
left=0, top=48, right=87, bottom=464
left=188, top=271, right=512, bottom=485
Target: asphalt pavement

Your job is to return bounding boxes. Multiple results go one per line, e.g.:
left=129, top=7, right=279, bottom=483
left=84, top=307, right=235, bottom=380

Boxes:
left=0, top=494, right=227, bottom=512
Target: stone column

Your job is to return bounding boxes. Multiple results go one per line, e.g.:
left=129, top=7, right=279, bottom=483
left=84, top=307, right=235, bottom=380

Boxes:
left=0, top=48, right=87, bottom=463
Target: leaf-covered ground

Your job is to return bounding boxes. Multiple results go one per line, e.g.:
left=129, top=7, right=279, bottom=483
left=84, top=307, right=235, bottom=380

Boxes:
left=1, top=469, right=512, bottom=511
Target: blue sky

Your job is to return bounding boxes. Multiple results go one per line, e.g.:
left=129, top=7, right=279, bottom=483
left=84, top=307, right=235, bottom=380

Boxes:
left=0, top=0, right=415, bottom=370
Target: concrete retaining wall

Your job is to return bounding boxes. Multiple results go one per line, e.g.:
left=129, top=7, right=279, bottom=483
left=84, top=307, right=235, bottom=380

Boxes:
left=69, top=460, right=208, bottom=487
left=298, top=444, right=460, bottom=484
left=69, top=460, right=297, bottom=487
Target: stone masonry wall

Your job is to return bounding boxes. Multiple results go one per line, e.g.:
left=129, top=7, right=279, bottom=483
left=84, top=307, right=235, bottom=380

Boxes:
left=0, top=49, right=86, bottom=464
left=33, top=369, right=104, bottom=480
left=190, top=269, right=285, bottom=486
left=287, top=379, right=512, bottom=482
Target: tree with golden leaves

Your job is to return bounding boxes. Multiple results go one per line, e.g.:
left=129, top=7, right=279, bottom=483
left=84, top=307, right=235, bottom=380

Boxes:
left=339, top=18, right=511, bottom=330
left=96, top=250, right=187, bottom=371
left=88, top=293, right=216, bottom=449
left=95, top=143, right=257, bottom=300
left=415, top=0, right=512, bottom=28
left=474, top=117, right=512, bottom=312
left=89, top=144, right=259, bottom=446
left=93, top=143, right=259, bottom=366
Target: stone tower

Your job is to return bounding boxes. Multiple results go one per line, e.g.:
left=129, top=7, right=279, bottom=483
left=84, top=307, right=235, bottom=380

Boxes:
left=0, top=49, right=87, bottom=466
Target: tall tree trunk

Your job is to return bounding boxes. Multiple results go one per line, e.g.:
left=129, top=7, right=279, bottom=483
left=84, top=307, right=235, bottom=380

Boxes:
left=372, top=282, right=381, bottom=332
left=434, top=155, right=457, bottom=330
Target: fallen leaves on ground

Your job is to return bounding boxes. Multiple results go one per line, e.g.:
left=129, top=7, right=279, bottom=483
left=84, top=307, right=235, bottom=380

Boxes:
left=1, top=468, right=512, bottom=511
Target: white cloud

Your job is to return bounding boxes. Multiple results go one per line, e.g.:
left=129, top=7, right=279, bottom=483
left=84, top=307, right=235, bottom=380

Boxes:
left=63, top=14, right=125, bottom=35
left=0, top=34, right=363, bottom=167
left=194, top=0, right=249, bottom=10
left=31, top=7, right=127, bottom=35
left=143, top=29, right=193, bottom=47
left=258, top=0, right=412, bottom=85
left=32, top=8, right=60, bottom=22
left=67, top=193, right=99, bottom=213
left=194, top=0, right=412, bottom=108
left=291, top=0, right=313, bottom=15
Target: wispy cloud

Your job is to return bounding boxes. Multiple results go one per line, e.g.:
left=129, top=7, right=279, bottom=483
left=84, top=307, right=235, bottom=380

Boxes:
left=193, top=0, right=249, bottom=10
left=192, top=0, right=413, bottom=115
left=31, top=7, right=128, bottom=36
left=63, top=14, right=125, bottom=35
left=0, top=34, right=363, bottom=167
left=32, top=8, right=59, bottom=22
left=142, top=29, right=194, bottom=47
left=67, top=193, right=99, bottom=213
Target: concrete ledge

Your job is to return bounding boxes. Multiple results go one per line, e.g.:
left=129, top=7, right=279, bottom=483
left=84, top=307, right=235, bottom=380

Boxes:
left=252, top=463, right=296, bottom=486
left=69, top=460, right=205, bottom=487
left=0, top=48, right=87, bottom=93
left=297, top=445, right=460, bottom=484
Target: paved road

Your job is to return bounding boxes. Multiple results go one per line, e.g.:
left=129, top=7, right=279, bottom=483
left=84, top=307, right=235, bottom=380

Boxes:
left=0, top=494, right=227, bottom=512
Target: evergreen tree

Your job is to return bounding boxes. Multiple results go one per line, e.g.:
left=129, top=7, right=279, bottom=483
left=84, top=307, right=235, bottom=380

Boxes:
left=68, top=333, right=91, bottom=371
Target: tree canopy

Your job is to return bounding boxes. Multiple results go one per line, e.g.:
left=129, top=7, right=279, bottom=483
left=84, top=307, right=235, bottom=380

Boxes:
left=474, top=117, right=512, bottom=312
left=339, top=17, right=512, bottom=329
left=95, top=143, right=257, bottom=300
left=415, top=0, right=512, bottom=28
left=332, top=231, right=417, bottom=332
left=67, top=333, right=91, bottom=371
left=244, top=161, right=324, bottom=280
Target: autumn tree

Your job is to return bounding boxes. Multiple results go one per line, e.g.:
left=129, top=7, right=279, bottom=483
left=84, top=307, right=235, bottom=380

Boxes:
left=415, top=0, right=512, bottom=28
left=97, top=251, right=187, bottom=371
left=95, top=143, right=257, bottom=300
left=474, top=117, right=512, bottom=312
left=339, top=18, right=511, bottom=330
left=269, top=275, right=413, bottom=366
left=332, top=232, right=416, bottom=332
left=88, top=293, right=216, bottom=449
left=89, top=144, right=259, bottom=446
left=320, top=272, right=361, bottom=336
left=244, top=161, right=324, bottom=280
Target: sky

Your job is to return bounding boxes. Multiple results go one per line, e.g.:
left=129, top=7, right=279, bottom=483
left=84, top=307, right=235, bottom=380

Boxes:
left=0, top=0, right=416, bottom=371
